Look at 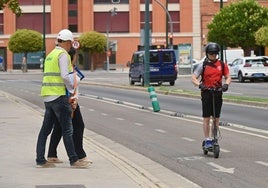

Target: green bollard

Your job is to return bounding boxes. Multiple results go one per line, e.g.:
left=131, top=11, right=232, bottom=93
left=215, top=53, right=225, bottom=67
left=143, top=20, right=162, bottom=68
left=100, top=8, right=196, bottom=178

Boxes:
left=148, top=86, right=160, bottom=112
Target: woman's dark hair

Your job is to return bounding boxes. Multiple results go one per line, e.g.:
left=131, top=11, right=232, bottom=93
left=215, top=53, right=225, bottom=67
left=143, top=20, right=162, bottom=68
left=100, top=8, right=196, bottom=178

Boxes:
left=68, top=47, right=76, bottom=61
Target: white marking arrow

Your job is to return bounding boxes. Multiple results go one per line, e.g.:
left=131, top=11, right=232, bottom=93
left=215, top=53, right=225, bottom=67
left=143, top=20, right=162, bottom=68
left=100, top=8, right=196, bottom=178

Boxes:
left=255, top=161, right=268, bottom=167
left=207, top=162, right=235, bottom=174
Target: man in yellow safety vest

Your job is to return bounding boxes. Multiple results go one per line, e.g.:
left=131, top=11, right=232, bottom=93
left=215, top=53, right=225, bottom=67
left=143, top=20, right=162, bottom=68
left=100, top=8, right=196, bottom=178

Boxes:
left=35, top=29, right=90, bottom=168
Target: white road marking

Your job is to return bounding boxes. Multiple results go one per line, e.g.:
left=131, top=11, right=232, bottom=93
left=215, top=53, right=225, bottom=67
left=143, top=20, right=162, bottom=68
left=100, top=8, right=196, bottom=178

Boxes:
left=255, top=161, right=268, bottom=167
left=177, top=156, right=204, bottom=162
left=116, top=117, right=124, bottom=121
left=134, top=122, right=144, bottom=127
left=181, top=137, right=195, bottom=142
left=220, top=148, right=231, bottom=153
left=101, top=113, right=108, bottom=116
left=88, top=109, right=95, bottom=112
left=81, top=95, right=268, bottom=140
left=155, top=129, right=166, bottom=133
left=207, top=162, right=235, bottom=174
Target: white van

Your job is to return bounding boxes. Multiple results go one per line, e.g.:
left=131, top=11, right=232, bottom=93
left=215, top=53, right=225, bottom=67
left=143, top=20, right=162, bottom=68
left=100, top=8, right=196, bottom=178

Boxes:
left=223, top=49, right=244, bottom=64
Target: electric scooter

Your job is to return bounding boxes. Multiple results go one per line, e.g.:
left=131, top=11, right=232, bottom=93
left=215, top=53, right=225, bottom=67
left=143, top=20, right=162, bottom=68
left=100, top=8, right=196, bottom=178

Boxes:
left=202, top=88, right=221, bottom=158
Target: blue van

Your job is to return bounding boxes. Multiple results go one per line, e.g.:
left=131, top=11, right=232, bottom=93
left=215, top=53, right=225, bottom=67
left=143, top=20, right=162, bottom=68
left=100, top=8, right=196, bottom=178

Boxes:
left=129, top=49, right=178, bottom=86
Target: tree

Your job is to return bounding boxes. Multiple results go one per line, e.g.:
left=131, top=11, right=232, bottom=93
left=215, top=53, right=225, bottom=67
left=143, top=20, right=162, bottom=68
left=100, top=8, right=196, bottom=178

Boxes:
left=207, top=0, right=268, bottom=51
left=79, top=31, right=106, bottom=71
left=0, top=0, right=22, bottom=16
left=255, top=26, right=268, bottom=46
left=8, top=29, right=43, bottom=71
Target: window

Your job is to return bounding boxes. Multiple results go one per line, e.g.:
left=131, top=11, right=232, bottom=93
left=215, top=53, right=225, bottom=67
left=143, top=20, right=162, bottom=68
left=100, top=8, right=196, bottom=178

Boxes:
left=16, top=13, right=51, bottom=33
left=140, top=0, right=152, bottom=3
left=94, top=12, right=129, bottom=33
left=170, top=11, right=180, bottom=32
left=140, top=12, right=152, bottom=30
left=68, top=10, right=77, bottom=17
left=94, top=0, right=129, bottom=4
left=0, top=14, right=3, bottom=34
left=150, top=52, right=159, bottom=63
left=138, top=54, right=144, bottom=64
left=19, top=0, right=51, bottom=5
left=69, top=0, right=77, bottom=4
left=163, top=52, right=172, bottom=62
left=69, top=25, right=78, bottom=33
left=68, top=1, right=78, bottom=32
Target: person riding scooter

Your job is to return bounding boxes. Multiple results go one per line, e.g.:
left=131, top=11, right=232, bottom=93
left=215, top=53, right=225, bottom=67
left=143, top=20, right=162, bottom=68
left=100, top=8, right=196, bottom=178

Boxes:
left=191, top=42, right=231, bottom=149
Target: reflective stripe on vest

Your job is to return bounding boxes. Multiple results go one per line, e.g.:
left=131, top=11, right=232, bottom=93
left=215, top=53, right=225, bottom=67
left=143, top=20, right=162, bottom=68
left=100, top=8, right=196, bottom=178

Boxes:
left=41, top=48, right=72, bottom=96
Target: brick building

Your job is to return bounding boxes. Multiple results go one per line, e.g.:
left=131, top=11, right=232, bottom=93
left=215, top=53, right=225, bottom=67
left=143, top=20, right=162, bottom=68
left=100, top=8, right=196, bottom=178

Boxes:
left=0, top=0, right=267, bottom=71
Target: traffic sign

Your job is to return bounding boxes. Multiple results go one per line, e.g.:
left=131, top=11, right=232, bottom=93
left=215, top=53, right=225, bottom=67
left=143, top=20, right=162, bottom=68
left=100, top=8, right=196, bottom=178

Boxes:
left=72, top=41, right=80, bottom=49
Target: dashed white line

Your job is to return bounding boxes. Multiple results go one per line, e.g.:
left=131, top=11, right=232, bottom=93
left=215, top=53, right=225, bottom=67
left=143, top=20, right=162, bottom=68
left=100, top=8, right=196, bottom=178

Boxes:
left=101, top=113, right=108, bottom=116
left=116, top=117, right=124, bottom=121
left=155, top=129, right=166, bottom=134
left=255, top=161, right=268, bottom=167
left=181, top=137, right=195, bottom=142
left=134, top=122, right=144, bottom=127
left=88, top=109, right=95, bottom=112
left=220, top=148, right=231, bottom=153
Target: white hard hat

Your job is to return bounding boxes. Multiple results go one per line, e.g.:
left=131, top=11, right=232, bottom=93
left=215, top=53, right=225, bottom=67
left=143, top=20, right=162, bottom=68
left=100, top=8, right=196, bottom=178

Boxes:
left=57, top=29, right=74, bottom=42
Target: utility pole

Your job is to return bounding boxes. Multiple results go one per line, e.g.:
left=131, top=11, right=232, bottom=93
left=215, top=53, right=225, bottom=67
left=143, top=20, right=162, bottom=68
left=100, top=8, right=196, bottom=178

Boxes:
left=144, top=0, right=150, bottom=86
left=165, top=0, right=168, bottom=48
left=220, top=0, right=224, bottom=62
left=106, top=7, right=117, bottom=72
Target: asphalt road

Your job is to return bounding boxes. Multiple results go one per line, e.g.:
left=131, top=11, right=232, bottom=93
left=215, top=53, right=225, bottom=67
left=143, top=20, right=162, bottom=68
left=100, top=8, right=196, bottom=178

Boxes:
left=0, top=71, right=267, bottom=188
left=84, top=70, right=268, bottom=99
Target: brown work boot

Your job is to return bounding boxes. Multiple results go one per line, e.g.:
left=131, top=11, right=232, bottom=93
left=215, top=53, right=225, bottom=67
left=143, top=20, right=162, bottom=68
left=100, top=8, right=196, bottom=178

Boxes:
left=36, top=161, right=56, bottom=168
left=47, top=157, right=63, bottom=163
left=71, top=160, right=91, bottom=168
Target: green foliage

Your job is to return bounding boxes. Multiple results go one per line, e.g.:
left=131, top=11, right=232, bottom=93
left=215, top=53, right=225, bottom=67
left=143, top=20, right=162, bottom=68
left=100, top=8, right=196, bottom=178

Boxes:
left=255, top=26, right=268, bottom=46
left=207, top=0, right=268, bottom=49
left=79, top=31, right=106, bottom=54
left=0, top=0, right=22, bottom=16
left=8, top=29, right=43, bottom=53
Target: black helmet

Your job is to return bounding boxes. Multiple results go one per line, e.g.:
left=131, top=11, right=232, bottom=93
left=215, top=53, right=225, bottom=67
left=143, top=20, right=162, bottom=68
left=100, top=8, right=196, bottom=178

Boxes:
left=205, top=42, right=220, bottom=54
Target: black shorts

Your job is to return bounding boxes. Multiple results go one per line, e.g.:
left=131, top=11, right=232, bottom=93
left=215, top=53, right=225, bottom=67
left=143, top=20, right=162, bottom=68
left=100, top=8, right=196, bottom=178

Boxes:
left=201, top=90, right=223, bottom=118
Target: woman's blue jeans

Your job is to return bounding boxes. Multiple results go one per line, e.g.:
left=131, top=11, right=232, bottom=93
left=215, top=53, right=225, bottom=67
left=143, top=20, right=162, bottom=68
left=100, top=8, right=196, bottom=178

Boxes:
left=36, top=96, right=78, bottom=165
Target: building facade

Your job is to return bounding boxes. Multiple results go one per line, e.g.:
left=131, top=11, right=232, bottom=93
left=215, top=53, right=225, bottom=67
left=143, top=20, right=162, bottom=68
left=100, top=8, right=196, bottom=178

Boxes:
left=0, top=0, right=267, bottom=71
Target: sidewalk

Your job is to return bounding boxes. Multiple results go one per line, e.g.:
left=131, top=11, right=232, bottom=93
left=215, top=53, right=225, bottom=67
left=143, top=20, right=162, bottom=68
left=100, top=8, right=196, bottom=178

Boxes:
left=0, top=90, right=200, bottom=188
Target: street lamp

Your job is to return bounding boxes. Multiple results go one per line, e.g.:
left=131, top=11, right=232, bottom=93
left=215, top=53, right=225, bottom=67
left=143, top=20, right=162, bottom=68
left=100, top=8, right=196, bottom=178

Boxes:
left=106, top=7, right=117, bottom=71
left=220, top=0, right=224, bottom=62
left=154, top=0, right=173, bottom=48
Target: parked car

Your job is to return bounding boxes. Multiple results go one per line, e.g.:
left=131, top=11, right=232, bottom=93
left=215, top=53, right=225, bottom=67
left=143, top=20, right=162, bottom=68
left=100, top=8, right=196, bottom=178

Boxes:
left=192, top=57, right=206, bottom=72
left=129, top=49, right=178, bottom=86
left=229, top=56, right=268, bottom=82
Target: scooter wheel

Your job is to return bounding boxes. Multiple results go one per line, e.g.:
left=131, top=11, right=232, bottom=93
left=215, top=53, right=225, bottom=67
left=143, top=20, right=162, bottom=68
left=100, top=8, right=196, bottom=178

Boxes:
left=202, top=141, right=208, bottom=155
left=213, top=144, right=220, bottom=158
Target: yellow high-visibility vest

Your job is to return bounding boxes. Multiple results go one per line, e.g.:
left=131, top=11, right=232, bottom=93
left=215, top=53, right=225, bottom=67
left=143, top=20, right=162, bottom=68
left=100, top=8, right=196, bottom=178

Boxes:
left=41, top=48, right=72, bottom=96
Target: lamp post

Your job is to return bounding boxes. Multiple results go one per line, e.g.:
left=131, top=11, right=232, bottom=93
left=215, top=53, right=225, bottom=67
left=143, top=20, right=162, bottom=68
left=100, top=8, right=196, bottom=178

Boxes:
left=106, top=7, right=117, bottom=72
left=154, top=0, right=173, bottom=48
left=220, top=0, right=224, bottom=62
